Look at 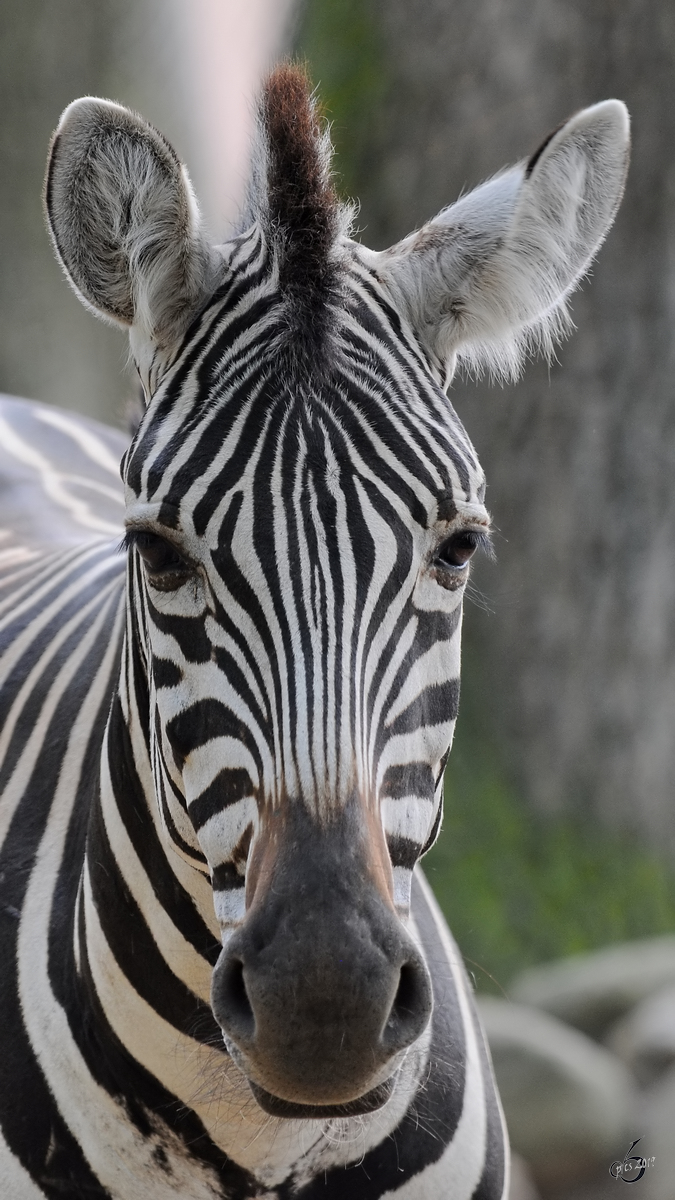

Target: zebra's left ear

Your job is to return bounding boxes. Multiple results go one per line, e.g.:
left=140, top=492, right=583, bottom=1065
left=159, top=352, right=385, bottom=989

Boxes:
left=44, top=98, right=214, bottom=353
left=367, top=100, right=630, bottom=384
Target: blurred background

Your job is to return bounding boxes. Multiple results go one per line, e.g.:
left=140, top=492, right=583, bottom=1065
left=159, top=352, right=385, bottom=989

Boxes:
left=4, top=1, right=675, bottom=1194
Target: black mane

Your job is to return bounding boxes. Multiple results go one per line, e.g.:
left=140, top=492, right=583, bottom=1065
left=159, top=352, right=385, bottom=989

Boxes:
left=255, top=65, right=347, bottom=350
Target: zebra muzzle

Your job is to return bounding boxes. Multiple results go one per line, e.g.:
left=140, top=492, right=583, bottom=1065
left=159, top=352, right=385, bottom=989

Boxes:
left=209, top=805, right=433, bottom=1114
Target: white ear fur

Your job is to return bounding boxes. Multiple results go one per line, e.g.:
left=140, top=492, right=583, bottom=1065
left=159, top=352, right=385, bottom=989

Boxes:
left=368, top=100, right=630, bottom=385
left=44, top=98, right=214, bottom=352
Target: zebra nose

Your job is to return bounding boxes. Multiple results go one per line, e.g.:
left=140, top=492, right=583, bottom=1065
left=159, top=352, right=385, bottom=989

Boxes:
left=214, top=940, right=431, bottom=1051
left=211, top=915, right=432, bottom=1108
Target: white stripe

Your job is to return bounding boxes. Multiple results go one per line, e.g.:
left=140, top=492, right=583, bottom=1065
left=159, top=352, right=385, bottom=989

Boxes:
left=0, top=416, right=121, bottom=535
left=35, top=406, right=125, bottom=477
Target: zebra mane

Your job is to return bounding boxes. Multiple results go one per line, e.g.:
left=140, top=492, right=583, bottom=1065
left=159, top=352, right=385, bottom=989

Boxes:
left=245, top=64, right=352, bottom=343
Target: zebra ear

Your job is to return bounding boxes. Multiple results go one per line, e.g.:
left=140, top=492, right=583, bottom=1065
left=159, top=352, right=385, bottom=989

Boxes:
left=44, top=98, right=213, bottom=350
left=369, top=100, right=630, bottom=384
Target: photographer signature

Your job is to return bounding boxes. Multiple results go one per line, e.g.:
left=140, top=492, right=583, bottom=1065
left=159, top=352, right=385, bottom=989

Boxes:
left=610, top=1139, right=656, bottom=1183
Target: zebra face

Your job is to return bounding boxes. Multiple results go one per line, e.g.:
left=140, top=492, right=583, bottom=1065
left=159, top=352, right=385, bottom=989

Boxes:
left=119, top=262, right=490, bottom=1110
left=122, top=253, right=490, bottom=911
left=45, top=67, right=629, bottom=1114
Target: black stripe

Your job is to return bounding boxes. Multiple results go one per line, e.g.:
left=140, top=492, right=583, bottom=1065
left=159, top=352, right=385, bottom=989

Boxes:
left=382, top=763, right=436, bottom=798
left=189, top=769, right=255, bottom=830
left=386, top=834, right=421, bottom=869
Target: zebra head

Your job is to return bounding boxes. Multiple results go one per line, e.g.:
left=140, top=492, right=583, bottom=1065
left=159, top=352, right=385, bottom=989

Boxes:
left=44, top=68, right=629, bottom=1118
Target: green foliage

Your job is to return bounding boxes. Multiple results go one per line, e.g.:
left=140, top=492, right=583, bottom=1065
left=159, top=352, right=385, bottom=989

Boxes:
left=425, top=722, right=675, bottom=994
left=295, top=0, right=386, bottom=200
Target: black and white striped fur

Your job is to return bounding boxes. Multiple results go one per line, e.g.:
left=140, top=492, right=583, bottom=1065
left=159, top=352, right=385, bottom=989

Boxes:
left=0, top=68, right=628, bottom=1198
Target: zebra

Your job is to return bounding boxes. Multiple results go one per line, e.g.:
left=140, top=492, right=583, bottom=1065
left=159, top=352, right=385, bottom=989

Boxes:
left=0, top=65, right=628, bottom=1199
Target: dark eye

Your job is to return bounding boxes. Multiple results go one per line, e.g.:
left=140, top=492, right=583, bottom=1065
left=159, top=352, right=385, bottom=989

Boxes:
left=436, top=530, right=480, bottom=570
left=124, top=530, right=191, bottom=587
left=136, top=533, right=183, bottom=571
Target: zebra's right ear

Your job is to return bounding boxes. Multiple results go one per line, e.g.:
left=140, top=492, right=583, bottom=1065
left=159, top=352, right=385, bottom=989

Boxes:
left=44, top=98, right=213, bottom=352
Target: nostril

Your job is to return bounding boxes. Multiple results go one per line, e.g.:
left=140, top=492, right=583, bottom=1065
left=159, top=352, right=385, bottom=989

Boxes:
left=393, top=963, right=419, bottom=1018
left=216, top=957, right=255, bottom=1043
left=228, top=959, right=251, bottom=1016
left=382, top=959, right=432, bottom=1053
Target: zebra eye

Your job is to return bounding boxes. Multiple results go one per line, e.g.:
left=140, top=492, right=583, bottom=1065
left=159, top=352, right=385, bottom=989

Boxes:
left=125, top=531, right=191, bottom=587
left=436, top=531, right=480, bottom=570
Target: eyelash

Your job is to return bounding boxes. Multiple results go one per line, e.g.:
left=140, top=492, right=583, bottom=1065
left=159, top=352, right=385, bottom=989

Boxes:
left=435, top=528, right=493, bottom=571
left=120, top=528, right=194, bottom=587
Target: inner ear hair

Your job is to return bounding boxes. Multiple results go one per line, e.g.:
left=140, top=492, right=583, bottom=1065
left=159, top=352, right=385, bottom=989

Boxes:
left=44, top=97, right=212, bottom=348
left=366, top=100, right=630, bottom=387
